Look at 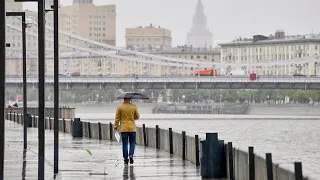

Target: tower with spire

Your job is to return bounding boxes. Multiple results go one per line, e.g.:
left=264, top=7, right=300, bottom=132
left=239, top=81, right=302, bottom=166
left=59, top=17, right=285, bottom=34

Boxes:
left=186, top=0, right=213, bottom=48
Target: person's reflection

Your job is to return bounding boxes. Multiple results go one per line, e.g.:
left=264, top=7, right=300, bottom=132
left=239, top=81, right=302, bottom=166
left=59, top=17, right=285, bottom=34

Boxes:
left=123, top=166, right=129, bottom=180
left=123, top=166, right=136, bottom=180
left=129, top=166, right=136, bottom=180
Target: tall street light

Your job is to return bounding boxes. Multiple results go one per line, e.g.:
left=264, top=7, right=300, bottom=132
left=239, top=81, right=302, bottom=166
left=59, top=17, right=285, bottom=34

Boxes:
left=0, top=0, right=6, bottom=179
left=15, top=0, right=46, bottom=179
left=45, top=0, right=60, bottom=174
left=6, top=12, right=28, bottom=151
left=53, top=0, right=59, bottom=174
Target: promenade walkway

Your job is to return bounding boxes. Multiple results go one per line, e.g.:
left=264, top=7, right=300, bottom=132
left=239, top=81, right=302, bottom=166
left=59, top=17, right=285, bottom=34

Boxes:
left=4, top=120, right=201, bottom=180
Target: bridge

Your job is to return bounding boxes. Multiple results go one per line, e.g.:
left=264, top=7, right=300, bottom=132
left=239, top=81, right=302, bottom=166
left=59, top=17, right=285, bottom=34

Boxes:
left=5, top=76, right=320, bottom=90
left=5, top=21, right=320, bottom=77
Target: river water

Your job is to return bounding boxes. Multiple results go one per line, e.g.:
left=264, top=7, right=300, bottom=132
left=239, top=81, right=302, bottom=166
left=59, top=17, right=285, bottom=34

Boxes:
left=73, top=103, right=320, bottom=179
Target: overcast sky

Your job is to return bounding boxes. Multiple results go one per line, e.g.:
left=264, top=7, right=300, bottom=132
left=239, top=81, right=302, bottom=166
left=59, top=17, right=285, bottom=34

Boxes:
left=23, top=0, right=320, bottom=47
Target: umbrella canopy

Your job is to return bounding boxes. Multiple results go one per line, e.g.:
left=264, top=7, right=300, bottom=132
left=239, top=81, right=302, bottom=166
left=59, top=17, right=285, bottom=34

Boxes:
left=117, top=92, right=149, bottom=100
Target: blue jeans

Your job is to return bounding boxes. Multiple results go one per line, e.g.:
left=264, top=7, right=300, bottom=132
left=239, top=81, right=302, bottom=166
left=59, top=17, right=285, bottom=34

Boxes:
left=121, top=132, right=136, bottom=162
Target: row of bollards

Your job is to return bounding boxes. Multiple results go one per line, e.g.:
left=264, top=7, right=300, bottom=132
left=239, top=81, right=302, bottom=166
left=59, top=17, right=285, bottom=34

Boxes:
left=200, top=132, right=304, bottom=180
left=6, top=113, right=305, bottom=180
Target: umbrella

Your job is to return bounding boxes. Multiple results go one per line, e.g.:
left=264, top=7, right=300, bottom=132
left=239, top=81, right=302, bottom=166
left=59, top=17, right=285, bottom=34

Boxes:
left=117, top=92, right=149, bottom=99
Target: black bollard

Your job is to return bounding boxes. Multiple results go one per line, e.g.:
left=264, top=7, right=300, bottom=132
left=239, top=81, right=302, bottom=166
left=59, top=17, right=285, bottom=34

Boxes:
left=26, top=114, right=32, bottom=128
left=169, top=128, right=173, bottom=154
left=228, top=142, right=234, bottom=180
left=156, top=125, right=160, bottom=149
left=109, top=122, right=113, bottom=140
left=294, top=162, right=303, bottom=180
left=249, top=147, right=255, bottom=180
left=143, top=124, right=147, bottom=146
left=266, top=153, right=273, bottom=180
left=87, top=122, right=91, bottom=138
left=98, top=122, right=102, bottom=140
left=49, top=117, right=52, bottom=130
left=195, top=135, right=200, bottom=166
left=71, top=118, right=83, bottom=138
left=182, top=131, right=186, bottom=160
left=62, top=119, right=66, bottom=133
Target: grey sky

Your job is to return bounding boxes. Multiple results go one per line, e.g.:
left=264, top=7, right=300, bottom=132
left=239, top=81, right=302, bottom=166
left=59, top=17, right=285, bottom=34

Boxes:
left=23, top=0, right=320, bottom=47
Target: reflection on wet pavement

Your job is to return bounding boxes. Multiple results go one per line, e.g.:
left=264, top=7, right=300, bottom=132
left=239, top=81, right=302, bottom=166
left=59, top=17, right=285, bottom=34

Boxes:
left=4, top=121, right=202, bottom=179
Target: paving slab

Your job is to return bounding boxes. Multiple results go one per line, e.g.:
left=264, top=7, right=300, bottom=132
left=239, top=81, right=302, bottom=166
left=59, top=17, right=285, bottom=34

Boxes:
left=4, top=120, right=202, bottom=180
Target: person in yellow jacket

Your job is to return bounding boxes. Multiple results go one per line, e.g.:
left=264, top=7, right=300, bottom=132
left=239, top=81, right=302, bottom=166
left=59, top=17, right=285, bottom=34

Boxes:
left=114, top=98, right=140, bottom=165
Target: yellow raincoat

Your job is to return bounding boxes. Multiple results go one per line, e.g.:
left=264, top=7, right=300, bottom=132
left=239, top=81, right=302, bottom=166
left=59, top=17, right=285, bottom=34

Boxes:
left=114, top=103, right=140, bottom=132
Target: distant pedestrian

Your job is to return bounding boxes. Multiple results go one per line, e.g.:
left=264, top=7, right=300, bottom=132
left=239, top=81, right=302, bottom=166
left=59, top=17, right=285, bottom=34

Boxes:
left=114, top=98, right=140, bottom=165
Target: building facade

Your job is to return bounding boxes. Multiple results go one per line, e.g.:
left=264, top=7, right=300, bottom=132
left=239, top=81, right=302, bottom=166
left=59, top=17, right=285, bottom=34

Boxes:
left=5, top=0, right=23, bottom=51
left=6, top=51, right=183, bottom=77
left=5, top=0, right=116, bottom=52
left=151, top=46, right=220, bottom=63
left=220, top=31, right=320, bottom=75
left=59, top=1, right=116, bottom=47
left=186, top=0, right=213, bottom=48
left=125, top=24, right=172, bottom=49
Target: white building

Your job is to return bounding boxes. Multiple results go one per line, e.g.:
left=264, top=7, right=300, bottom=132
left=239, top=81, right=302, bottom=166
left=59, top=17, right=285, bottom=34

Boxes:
left=219, top=30, right=320, bottom=75
left=186, top=0, right=213, bottom=48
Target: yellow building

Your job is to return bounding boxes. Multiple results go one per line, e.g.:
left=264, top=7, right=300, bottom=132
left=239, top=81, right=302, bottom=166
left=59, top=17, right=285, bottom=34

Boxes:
left=59, top=1, right=116, bottom=47
left=125, top=24, right=172, bottom=49
left=5, top=0, right=116, bottom=56
left=220, top=30, right=320, bottom=75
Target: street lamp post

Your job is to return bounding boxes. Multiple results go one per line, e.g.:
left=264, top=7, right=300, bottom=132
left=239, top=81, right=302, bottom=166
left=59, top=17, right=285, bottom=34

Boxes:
left=14, top=0, right=46, bottom=179
left=47, top=0, right=60, bottom=174
left=6, top=12, right=27, bottom=151
left=0, top=0, right=6, bottom=178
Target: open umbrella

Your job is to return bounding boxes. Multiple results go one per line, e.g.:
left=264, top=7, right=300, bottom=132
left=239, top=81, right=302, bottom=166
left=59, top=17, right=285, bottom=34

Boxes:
left=117, top=92, right=149, bottom=99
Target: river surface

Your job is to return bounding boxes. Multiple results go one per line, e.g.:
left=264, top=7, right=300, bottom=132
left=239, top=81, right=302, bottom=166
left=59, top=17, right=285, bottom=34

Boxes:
left=73, top=104, right=320, bottom=179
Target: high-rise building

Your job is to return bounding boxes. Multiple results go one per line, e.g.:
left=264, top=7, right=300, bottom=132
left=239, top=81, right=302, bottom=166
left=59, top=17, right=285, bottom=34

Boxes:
left=125, top=24, right=172, bottom=49
left=59, top=1, right=116, bottom=47
left=186, top=0, right=213, bottom=48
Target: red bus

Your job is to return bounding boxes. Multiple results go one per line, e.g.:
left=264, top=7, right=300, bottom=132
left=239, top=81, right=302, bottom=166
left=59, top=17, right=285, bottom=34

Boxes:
left=195, top=68, right=218, bottom=76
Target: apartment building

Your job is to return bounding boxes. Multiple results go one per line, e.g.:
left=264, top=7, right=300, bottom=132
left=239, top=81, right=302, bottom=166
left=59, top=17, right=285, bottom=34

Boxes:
left=59, top=0, right=116, bottom=48
left=126, top=24, right=172, bottom=49
left=151, top=46, right=220, bottom=63
left=220, top=30, right=320, bottom=75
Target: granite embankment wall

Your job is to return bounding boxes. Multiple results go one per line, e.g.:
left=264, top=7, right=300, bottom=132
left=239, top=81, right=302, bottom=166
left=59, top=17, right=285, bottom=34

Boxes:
left=247, top=104, right=320, bottom=116
left=6, top=112, right=309, bottom=180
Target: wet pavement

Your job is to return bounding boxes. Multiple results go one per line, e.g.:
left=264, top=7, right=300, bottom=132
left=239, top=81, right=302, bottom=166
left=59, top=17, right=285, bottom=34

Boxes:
left=4, top=120, right=202, bottom=180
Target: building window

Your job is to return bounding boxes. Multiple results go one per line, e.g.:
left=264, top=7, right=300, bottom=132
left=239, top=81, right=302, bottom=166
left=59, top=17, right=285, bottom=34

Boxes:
left=316, top=45, right=318, bottom=50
